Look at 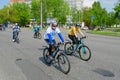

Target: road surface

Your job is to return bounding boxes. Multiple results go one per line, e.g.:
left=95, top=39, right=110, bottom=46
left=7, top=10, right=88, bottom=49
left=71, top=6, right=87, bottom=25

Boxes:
left=0, top=28, right=120, bottom=80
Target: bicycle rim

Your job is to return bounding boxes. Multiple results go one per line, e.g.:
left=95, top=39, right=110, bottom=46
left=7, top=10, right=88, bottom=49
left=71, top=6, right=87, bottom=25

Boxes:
left=79, top=45, right=91, bottom=61
left=58, top=53, right=70, bottom=74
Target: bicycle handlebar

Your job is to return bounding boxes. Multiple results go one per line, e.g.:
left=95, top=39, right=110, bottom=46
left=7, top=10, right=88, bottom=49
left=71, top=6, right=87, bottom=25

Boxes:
left=80, top=36, right=86, bottom=40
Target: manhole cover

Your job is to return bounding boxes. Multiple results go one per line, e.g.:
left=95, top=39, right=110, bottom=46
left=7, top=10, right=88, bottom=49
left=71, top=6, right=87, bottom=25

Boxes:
left=93, top=68, right=115, bottom=77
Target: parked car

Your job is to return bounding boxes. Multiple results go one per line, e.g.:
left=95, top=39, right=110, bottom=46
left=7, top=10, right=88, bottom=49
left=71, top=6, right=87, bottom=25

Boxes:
left=0, top=24, right=3, bottom=30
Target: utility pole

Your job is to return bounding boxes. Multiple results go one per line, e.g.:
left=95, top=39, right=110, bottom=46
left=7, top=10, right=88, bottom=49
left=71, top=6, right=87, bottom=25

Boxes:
left=40, top=0, right=42, bottom=29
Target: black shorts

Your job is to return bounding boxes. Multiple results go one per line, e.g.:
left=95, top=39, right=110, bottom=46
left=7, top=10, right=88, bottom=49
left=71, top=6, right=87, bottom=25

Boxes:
left=68, top=35, right=78, bottom=44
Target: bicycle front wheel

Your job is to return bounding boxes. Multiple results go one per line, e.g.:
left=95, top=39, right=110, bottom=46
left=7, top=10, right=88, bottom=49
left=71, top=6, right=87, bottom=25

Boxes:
left=64, top=42, right=73, bottom=55
left=38, top=33, right=42, bottom=39
left=43, top=48, right=51, bottom=64
left=16, top=38, right=20, bottom=44
left=78, top=45, right=91, bottom=61
left=58, top=53, right=71, bottom=74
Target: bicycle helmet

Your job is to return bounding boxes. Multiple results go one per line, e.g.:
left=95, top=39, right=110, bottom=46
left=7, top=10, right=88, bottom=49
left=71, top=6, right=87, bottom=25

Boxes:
left=52, top=22, right=58, bottom=27
left=75, top=23, right=81, bottom=27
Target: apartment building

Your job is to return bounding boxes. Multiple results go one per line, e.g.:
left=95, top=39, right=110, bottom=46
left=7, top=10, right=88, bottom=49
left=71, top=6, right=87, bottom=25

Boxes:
left=10, top=0, right=31, bottom=4
left=65, top=0, right=98, bottom=10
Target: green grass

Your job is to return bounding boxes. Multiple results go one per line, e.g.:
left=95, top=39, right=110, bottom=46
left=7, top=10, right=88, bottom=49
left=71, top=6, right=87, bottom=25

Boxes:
left=87, top=30, right=120, bottom=37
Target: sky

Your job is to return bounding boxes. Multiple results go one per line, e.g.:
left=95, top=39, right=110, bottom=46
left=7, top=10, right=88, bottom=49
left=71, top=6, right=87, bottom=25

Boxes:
left=99, top=0, right=118, bottom=12
left=0, top=0, right=118, bottom=12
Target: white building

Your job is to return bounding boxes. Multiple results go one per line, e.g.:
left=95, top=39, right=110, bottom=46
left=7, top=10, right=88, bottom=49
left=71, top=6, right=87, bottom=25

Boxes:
left=65, top=0, right=98, bottom=10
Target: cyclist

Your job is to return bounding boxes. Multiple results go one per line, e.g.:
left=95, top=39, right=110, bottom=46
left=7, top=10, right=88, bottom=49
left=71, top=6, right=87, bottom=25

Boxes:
left=44, top=22, right=65, bottom=60
left=68, top=23, right=86, bottom=50
left=33, top=23, right=40, bottom=38
left=12, top=23, right=20, bottom=42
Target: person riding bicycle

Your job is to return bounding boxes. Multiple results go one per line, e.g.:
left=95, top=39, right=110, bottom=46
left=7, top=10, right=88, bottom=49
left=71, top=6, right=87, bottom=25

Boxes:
left=33, top=23, right=40, bottom=38
left=12, top=23, right=20, bottom=42
left=44, top=22, right=65, bottom=59
left=68, top=23, right=86, bottom=50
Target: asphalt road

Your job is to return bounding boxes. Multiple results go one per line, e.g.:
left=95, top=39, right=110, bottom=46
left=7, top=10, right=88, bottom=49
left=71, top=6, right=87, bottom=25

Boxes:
left=0, top=28, right=120, bottom=80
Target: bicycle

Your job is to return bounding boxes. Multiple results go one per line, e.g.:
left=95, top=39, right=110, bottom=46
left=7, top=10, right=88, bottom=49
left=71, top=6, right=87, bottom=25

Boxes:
left=34, top=30, right=42, bottom=39
left=13, top=31, right=20, bottom=43
left=43, top=42, right=71, bottom=74
left=64, top=37, right=91, bottom=61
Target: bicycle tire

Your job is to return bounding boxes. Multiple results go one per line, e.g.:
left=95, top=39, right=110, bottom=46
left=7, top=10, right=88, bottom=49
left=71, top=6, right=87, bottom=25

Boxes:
left=33, top=33, right=37, bottom=38
left=78, top=45, right=91, bottom=61
left=58, top=53, right=71, bottom=74
left=43, top=48, right=51, bottom=64
left=38, top=33, right=42, bottom=39
left=16, top=38, right=20, bottom=44
left=64, top=42, right=73, bottom=55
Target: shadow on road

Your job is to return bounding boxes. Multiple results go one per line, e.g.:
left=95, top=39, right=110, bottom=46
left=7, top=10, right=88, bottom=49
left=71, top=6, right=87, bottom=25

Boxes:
left=93, top=68, right=115, bottom=77
left=39, top=57, right=61, bottom=73
left=38, top=48, right=44, bottom=51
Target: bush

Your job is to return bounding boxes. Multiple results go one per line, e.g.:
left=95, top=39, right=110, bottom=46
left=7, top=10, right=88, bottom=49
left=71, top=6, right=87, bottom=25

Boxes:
left=114, top=28, right=120, bottom=32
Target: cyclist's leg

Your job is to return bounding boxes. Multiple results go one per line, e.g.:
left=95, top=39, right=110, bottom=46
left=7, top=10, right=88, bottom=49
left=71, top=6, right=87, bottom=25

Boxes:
left=13, top=31, right=15, bottom=41
left=68, top=35, right=75, bottom=44
left=17, top=31, right=19, bottom=38
left=44, top=39, right=52, bottom=55
left=73, top=36, right=78, bottom=50
left=36, top=30, right=39, bottom=36
left=69, top=35, right=77, bottom=51
left=74, top=36, right=78, bottom=44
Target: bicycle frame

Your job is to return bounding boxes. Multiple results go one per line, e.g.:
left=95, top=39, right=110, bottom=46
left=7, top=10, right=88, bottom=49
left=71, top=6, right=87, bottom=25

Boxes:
left=52, top=43, right=63, bottom=59
left=73, top=38, right=85, bottom=52
left=52, top=46, right=59, bottom=58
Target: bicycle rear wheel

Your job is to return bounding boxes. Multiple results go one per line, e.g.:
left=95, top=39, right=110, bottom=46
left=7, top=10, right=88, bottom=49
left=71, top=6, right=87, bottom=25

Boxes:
left=43, top=48, right=51, bottom=64
left=64, top=42, right=73, bottom=55
left=58, top=53, right=71, bottom=74
left=78, top=45, right=91, bottom=61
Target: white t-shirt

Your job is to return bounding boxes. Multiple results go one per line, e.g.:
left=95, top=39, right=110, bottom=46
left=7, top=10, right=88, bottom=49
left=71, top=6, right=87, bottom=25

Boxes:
left=44, top=26, right=60, bottom=40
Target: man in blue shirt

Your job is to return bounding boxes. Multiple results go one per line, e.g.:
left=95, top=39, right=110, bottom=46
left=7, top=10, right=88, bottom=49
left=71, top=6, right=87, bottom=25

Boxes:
left=44, top=22, right=64, bottom=57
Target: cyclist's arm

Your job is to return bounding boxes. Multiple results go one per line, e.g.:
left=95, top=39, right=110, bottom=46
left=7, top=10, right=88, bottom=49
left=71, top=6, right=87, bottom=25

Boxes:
left=58, top=33, right=64, bottom=42
left=78, top=28, right=85, bottom=37
left=47, top=33, right=53, bottom=44
left=56, top=28, right=64, bottom=43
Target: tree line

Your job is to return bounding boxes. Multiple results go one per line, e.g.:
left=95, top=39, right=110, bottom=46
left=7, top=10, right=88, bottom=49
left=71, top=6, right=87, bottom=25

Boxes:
left=0, top=0, right=120, bottom=28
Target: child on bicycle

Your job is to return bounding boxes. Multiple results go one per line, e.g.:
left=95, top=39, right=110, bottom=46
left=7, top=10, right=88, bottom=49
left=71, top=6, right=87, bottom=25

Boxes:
left=68, top=23, right=86, bottom=50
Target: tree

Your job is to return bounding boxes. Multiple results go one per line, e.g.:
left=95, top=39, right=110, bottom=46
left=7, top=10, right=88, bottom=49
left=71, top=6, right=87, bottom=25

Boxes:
left=0, top=8, right=8, bottom=23
left=114, top=0, right=120, bottom=25
left=31, top=0, right=70, bottom=24
left=82, top=1, right=111, bottom=28
left=10, top=3, right=31, bottom=26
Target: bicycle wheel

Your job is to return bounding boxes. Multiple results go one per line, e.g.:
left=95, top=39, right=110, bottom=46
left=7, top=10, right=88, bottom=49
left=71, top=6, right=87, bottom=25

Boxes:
left=64, top=42, right=73, bottom=55
left=38, top=33, right=42, bottom=39
left=16, top=38, right=20, bottom=44
left=43, top=48, right=51, bottom=64
left=78, top=45, right=91, bottom=61
left=58, top=53, right=71, bottom=74
left=34, top=33, right=37, bottom=38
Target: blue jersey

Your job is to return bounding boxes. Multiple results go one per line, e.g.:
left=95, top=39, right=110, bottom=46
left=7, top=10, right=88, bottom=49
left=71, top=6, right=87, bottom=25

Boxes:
left=44, top=26, right=64, bottom=44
